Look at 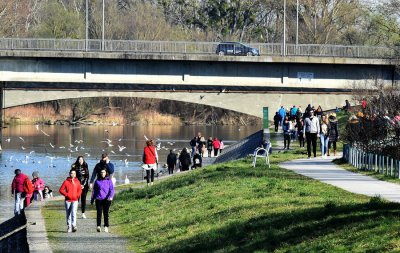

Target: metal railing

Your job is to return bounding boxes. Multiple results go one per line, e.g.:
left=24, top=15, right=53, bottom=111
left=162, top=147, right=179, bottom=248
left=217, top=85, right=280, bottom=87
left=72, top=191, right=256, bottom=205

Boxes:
left=214, top=130, right=263, bottom=164
left=0, top=38, right=397, bottom=59
left=344, top=145, right=400, bottom=179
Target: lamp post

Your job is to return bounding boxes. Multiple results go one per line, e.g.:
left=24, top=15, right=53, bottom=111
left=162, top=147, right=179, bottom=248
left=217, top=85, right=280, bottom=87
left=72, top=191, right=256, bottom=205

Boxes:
left=283, top=0, right=286, bottom=56
left=296, top=0, right=299, bottom=46
left=102, top=0, right=105, bottom=51
left=85, top=0, right=88, bottom=51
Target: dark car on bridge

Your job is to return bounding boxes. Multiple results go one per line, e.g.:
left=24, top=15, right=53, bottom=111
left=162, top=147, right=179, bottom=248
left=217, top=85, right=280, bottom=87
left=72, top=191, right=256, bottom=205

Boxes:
left=216, top=42, right=260, bottom=56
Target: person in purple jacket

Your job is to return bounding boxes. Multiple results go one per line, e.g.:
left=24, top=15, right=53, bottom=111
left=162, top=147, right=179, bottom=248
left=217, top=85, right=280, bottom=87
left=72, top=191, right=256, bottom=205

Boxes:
left=90, top=168, right=115, bottom=233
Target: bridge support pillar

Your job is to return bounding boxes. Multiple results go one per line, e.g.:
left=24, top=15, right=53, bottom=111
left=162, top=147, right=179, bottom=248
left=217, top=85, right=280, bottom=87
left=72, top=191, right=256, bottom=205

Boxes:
left=0, top=82, right=3, bottom=150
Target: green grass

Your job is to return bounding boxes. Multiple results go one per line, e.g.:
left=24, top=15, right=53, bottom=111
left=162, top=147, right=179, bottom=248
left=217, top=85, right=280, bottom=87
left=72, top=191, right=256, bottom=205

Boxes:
left=42, top=147, right=400, bottom=252
left=109, top=149, right=400, bottom=253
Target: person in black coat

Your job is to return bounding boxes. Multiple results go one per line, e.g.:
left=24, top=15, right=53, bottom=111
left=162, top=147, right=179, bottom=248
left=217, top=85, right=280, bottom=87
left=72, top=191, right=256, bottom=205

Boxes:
left=166, top=150, right=177, bottom=174
left=328, top=113, right=339, bottom=156
left=273, top=112, right=280, bottom=132
left=192, top=152, right=202, bottom=169
left=179, top=148, right=191, bottom=171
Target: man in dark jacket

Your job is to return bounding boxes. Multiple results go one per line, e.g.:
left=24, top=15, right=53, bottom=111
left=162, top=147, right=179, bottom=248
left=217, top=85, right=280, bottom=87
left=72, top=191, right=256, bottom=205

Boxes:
left=166, top=150, right=177, bottom=174
left=90, top=153, right=114, bottom=189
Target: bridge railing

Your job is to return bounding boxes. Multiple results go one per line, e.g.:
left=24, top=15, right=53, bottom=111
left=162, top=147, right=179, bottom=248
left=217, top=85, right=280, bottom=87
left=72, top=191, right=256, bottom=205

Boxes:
left=0, top=38, right=397, bottom=59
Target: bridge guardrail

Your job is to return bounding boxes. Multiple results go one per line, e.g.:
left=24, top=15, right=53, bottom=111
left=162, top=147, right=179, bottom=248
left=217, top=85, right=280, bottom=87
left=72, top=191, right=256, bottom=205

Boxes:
left=0, top=38, right=397, bottom=59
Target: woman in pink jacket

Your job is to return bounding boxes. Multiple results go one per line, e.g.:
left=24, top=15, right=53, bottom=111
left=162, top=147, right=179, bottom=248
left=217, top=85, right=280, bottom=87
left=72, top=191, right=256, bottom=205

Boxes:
left=32, top=171, right=45, bottom=201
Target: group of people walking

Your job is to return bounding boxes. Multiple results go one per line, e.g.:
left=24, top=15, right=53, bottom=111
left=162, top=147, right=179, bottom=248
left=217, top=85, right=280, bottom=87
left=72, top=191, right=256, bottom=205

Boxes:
left=275, top=104, right=339, bottom=158
left=11, top=153, right=115, bottom=233
left=190, top=132, right=224, bottom=158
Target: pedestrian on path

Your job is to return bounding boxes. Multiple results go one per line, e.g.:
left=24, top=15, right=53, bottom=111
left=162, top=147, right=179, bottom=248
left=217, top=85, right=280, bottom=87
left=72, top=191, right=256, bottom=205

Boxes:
left=91, top=168, right=115, bottom=233
left=297, top=118, right=305, bottom=147
left=32, top=171, right=45, bottom=201
left=283, top=116, right=292, bottom=150
left=11, top=169, right=29, bottom=215
left=71, top=156, right=89, bottom=219
left=179, top=148, right=191, bottom=171
left=328, top=113, right=339, bottom=156
left=207, top=137, right=213, bottom=157
left=212, top=137, right=220, bottom=157
left=320, top=115, right=329, bottom=158
left=273, top=112, right=280, bottom=132
left=59, top=169, right=82, bottom=233
left=304, top=110, right=320, bottom=158
left=166, top=150, right=177, bottom=174
left=90, top=153, right=115, bottom=189
left=192, top=151, right=202, bottom=169
left=278, top=106, right=286, bottom=126
left=219, top=139, right=225, bottom=154
left=143, top=139, right=158, bottom=186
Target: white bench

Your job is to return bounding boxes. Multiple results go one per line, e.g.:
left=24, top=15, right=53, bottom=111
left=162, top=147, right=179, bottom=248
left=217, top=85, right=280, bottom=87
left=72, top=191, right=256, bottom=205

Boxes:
left=251, top=143, right=271, bottom=168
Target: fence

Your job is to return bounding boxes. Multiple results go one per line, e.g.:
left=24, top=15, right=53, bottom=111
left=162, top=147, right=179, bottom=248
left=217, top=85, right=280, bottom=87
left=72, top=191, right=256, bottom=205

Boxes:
left=214, top=130, right=263, bottom=164
left=344, top=145, right=400, bottom=178
left=0, top=38, right=397, bottom=59
left=0, top=212, right=29, bottom=253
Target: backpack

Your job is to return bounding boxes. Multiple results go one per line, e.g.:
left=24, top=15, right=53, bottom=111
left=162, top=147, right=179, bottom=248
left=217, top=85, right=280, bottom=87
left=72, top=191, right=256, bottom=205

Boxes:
left=23, top=178, right=34, bottom=194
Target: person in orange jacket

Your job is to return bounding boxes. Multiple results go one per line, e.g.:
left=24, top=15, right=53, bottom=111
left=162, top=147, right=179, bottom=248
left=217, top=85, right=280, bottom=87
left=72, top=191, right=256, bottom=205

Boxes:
left=59, top=169, right=82, bottom=233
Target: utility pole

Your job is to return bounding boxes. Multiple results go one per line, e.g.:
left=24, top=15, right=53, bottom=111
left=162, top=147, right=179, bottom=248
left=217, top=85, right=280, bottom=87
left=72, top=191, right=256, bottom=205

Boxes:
left=283, top=0, right=286, bottom=56
left=102, top=0, right=105, bottom=51
left=85, top=0, right=88, bottom=51
left=296, top=0, right=299, bottom=46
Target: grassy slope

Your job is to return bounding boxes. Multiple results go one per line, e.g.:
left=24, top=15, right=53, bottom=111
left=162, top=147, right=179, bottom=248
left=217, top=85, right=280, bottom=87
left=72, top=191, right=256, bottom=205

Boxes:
left=110, top=150, right=400, bottom=253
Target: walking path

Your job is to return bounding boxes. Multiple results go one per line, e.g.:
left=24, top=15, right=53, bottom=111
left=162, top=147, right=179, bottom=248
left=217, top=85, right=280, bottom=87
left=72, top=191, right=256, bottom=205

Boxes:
left=25, top=201, right=52, bottom=253
left=280, top=156, right=400, bottom=203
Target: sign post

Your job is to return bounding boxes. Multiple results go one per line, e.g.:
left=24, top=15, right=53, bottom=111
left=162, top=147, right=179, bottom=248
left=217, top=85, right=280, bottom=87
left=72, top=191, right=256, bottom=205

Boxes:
left=263, top=107, right=269, bottom=129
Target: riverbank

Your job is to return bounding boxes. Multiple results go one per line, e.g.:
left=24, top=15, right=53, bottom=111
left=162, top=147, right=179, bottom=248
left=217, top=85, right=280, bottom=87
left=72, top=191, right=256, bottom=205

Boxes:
left=4, top=102, right=261, bottom=126
left=40, top=148, right=400, bottom=252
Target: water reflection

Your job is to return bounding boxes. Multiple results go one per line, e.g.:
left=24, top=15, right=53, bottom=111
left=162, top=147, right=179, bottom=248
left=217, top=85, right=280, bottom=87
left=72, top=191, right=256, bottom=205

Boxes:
left=0, top=124, right=259, bottom=221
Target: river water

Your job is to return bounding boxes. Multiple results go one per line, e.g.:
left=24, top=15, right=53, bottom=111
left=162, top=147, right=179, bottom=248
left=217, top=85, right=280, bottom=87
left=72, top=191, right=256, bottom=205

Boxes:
left=0, top=124, right=259, bottom=222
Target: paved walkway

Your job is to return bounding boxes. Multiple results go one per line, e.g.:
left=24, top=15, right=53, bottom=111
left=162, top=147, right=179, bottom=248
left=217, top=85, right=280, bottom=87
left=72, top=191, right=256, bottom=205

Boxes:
left=25, top=201, right=53, bottom=253
left=280, top=156, right=400, bottom=203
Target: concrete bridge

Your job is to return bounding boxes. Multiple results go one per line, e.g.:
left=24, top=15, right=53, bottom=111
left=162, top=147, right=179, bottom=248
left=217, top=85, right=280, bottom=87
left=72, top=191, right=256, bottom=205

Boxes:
left=0, top=39, right=399, bottom=120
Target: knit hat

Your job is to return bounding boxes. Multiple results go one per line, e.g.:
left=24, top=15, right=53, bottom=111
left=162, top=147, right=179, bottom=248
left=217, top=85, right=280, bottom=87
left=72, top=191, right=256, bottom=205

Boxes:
left=32, top=171, right=39, bottom=178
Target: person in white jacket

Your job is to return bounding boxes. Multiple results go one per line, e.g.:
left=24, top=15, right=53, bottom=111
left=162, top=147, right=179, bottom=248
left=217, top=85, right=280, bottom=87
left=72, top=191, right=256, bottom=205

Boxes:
left=303, top=110, right=320, bottom=158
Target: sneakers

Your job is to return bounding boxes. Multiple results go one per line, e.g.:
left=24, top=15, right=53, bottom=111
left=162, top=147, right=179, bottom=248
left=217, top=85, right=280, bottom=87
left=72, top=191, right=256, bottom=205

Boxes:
left=72, top=226, right=77, bottom=232
left=82, top=213, right=86, bottom=219
left=67, top=226, right=72, bottom=233
left=97, top=226, right=101, bottom=232
left=104, top=227, right=109, bottom=233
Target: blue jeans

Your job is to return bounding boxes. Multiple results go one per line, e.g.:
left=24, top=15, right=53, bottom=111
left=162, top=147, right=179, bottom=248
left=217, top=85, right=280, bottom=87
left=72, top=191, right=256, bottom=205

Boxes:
left=320, top=134, right=329, bottom=155
left=14, top=192, right=25, bottom=215
left=65, top=201, right=78, bottom=228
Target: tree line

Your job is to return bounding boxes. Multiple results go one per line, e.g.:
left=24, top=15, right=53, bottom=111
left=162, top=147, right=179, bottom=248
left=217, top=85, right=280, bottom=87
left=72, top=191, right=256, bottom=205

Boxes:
left=1, top=0, right=399, bottom=46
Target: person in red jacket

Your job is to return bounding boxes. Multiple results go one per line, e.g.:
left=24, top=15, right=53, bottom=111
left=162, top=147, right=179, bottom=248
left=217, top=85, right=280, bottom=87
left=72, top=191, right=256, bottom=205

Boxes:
left=212, top=138, right=221, bottom=157
left=11, top=169, right=29, bottom=215
left=142, top=139, right=158, bottom=186
left=59, top=169, right=82, bottom=233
